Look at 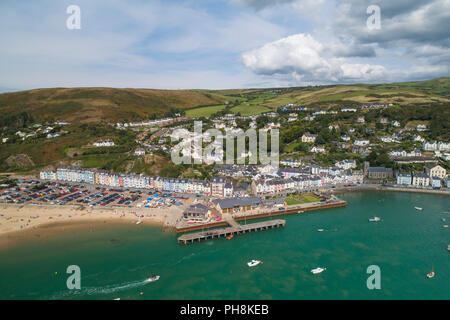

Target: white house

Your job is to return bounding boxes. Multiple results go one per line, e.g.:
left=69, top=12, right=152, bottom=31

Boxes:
left=412, top=173, right=429, bottom=187
left=47, top=133, right=60, bottom=139
left=135, top=148, right=146, bottom=156
left=302, top=133, right=317, bottom=143
left=425, top=164, right=447, bottom=179
left=412, top=135, right=425, bottom=142
left=335, top=160, right=356, bottom=170
left=328, top=124, right=339, bottom=130
left=341, top=108, right=357, bottom=112
left=354, top=139, right=370, bottom=146
left=397, top=172, right=412, bottom=186
left=224, top=183, right=234, bottom=197
left=93, top=139, right=115, bottom=147
left=311, top=146, right=325, bottom=153
left=416, top=124, right=428, bottom=131
left=380, top=136, right=393, bottom=143
left=379, top=117, right=389, bottom=124
left=389, top=150, right=406, bottom=158
left=423, top=141, right=450, bottom=151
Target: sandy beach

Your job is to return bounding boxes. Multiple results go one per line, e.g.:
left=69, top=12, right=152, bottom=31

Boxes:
left=0, top=203, right=185, bottom=249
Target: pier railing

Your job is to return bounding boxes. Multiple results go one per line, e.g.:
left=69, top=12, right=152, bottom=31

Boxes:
left=177, top=219, right=286, bottom=245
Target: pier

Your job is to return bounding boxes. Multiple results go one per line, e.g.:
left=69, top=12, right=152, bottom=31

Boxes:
left=175, top=199, right=346, bottom=233
left=177, top=219, right=286, bottom=245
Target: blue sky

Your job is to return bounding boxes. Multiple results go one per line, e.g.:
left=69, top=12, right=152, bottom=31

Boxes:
left=0, top=0, right=449, bottom=91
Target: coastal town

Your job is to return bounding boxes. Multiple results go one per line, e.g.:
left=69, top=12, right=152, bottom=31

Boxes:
left=1, top=96, right=449, bottom=242
left=1, top=0, right=450, bottom=303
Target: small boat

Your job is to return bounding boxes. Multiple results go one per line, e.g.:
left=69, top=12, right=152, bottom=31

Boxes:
left=136, top=220, right=142, bottom=225
left=114, top=298, right=121, bottom=300
left=415, top=207, right=423, bottom=211
left=317, top=229, right=324, bottom=232
left=146, top=275, right=160, bottom=282
left=369, top=217, right=381, bottom=222
left=426, top=267, right=435, bottom=279
left=226, top=234, right=234, bottom=240
left=311, top=267, right=326, bottom=274
left=247, top=260, right=262, bottom=267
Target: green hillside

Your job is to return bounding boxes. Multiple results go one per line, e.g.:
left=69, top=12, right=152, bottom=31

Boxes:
left=0, top=77, right=449, bottom=176
left=0, top=87, right=231, bottom=124
left=0, top=78, right=448, bottom=124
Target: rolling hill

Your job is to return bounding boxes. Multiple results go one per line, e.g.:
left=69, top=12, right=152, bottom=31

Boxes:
left=0, top=77, right=449, bottom=175
left=0, top=78, right=449, bottom=124
left=0, top=87, right=231, bottom=124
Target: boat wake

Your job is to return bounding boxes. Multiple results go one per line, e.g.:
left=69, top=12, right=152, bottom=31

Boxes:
left=49, top=278, right=153, bottom=299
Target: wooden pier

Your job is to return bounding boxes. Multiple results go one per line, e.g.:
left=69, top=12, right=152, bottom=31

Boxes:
left=177, top=219, right=286, bottom=245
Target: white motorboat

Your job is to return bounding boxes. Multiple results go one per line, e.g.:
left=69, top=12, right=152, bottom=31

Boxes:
left=146, top=275, right=160, bottom=282
left=369, top=217, right=381, bottom=222
left=247, top=260, right=262, bottom=267
left=317, top=229, right=325, bottom=232
left=136, top=220, right=142, bottom=225
left=415, top=207, right=423, bottom=211
left=426, top=267, right=435, bottom=279
left=311, top=267, right=326, bottom=274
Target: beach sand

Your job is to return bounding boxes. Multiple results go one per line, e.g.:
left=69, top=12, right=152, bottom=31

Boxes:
left=0, top=203, right=184, bottom=249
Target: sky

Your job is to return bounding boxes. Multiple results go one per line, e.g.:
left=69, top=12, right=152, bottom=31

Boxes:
left=0, top=0, right=449, bottom=92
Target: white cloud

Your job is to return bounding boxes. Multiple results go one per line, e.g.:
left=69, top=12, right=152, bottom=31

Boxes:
left=241, top=33, right=387, bottom=83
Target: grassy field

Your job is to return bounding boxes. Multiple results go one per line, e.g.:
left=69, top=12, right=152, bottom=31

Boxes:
left=0, top=78, right=448, bottom=124
left=285, top=194, right=321, bottom=205
left=185, top=105, right=228, bottom=118
left=230, top=104, right=271, bottom=116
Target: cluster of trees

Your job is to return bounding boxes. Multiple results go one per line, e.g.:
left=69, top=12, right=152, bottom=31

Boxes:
left=0, top=112, right=35, bottom=129
left=166, top=107, right=185, bottom=117
left=159, top=163, right=186, bottom=178
left=381, top=103, right=449, bottom=139
left=366, top=149, right=394, bottom=168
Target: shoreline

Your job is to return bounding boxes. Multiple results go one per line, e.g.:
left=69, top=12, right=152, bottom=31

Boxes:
left=330, top=184, right=450, bottom=196
left=0, top=218, right=161, bottom=251
left=0, top=203, right=178, bottom=249
left=0, top=186, right=448, bottom=248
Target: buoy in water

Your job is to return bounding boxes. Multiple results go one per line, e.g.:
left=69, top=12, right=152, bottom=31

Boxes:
left=140, top=292, right=144, bottom=295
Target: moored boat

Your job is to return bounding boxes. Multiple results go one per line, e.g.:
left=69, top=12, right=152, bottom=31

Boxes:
left=247, top=260, right=262, bottom=267
left=369, top=217, right=381, bottom=222
left=426, top=267, right=435, bottom=279
left=415, top=207, right=423, bottom=211
left=311, top=267, right=326, bottom=274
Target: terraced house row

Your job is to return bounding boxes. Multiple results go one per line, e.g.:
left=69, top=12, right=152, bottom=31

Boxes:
left=251, top=172, right=364, bottom=196
left=40, top=167, right=217, bottom=197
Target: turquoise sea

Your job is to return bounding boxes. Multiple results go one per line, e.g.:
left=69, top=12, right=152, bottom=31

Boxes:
left=0, top=191, right=448, bottom=300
